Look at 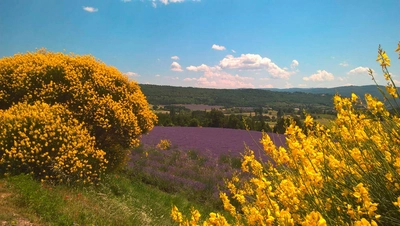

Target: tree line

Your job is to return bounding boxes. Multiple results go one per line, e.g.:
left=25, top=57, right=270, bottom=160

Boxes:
left=155, top=106, right=305, bottom=134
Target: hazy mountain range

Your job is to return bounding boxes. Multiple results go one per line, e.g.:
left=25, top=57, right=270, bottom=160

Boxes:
left=262, top=85, right=393, bottom=99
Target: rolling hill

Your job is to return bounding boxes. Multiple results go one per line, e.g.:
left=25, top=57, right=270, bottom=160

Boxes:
left=139, top=84, right=395, bottom=109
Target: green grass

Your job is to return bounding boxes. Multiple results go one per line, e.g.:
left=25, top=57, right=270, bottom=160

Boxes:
left=0, top=170, right=219, bottom=226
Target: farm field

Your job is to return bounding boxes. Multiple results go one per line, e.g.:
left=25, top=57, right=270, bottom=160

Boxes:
left=172, top=104, right=224, bottom=111
left=140, top=126, right=286, bottom=158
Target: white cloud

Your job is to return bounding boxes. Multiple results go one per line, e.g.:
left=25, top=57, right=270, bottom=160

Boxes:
left=259, top=84, right=274, bottom=88
left=337, top=77, right=346, bottom=82
left=121, top=0, right=132, bottom=2
left=151, top=0, right=198, bottom=7
left=212, top=44, right=226, bottom=51
left=347, top=66, right=372, bottom=75
left=298, top=84, right=307, bottom=87
left=231, top=49, right=236, bottom=53
left=125, top=72, right=140, bottom=77
left=83, top=6, right=98, bottom=13
left=155, top=74, right=161, bottom=77
left=303, top=70, right=334, bottom=81
left=186, top=64, right=221, bottom=74
left=183, top=78, right=197, bottom=81
left=219, top=54, right=292, bottom=79
left=290, top=60, right=299, bottom=69
left=165, top=76, right=180, bottom=80
left=160, top=0, right=185, bottom=5
left=259, top=78, right=270, bottom=81
left=171, top=62, right=183, bottom=72
left=171, top=56, right=180, bottom=60
left=185, top=63, right=254, bottom=88
left=285, top=82, right=293, bottom=88
left=339, top=61, right=349, bottom=67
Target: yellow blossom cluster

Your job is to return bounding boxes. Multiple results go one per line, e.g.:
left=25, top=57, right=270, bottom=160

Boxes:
left=157, top=139, right=172, bottom=150
left=171, top=44, right=400, bottom=225
left=0, top=49, right=157, bottom=171
left=0, top=102, right=107, bottom=184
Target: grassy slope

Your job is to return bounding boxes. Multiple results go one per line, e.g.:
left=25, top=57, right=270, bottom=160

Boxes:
left=0, top=171, right=216, bottom=226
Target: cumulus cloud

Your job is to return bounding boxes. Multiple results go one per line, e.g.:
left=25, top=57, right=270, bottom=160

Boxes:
left=171, top=56, right=180, bottom=60
left=83, top=6, right=98, bottom=12
left=339, top=61, right=349, bottom=67
left=125, top=72, right=140, bottom=77
left=219, top=54, right=292, bottom=79
left=347, top=66, right=372, bottom=75
left=303, top=70, right=334, bottom=81
left=186, top=64, right=221, bottom=73
left=290, top=60, right=299, bottom=69
left=212, top=44, right=226, bottom=51
left=171, top=62, right=183, bottom=72
left=184, top=63, right=254, bottom=88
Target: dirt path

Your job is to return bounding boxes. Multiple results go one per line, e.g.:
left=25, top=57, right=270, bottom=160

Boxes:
left=0, top=180, right=37, bottom=226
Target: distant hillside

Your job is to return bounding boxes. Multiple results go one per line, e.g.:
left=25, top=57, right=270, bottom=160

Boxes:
left=264, top=85, right=394, bottom=100
left=139, top=84, right=334, bottom=109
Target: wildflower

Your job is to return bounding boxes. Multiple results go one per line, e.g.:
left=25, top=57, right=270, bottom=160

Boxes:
left=393, top=196, right=400, bottom=209
left=377, top=50, right=391, bottom=67
left=384, top=73, right=391, bottom=80
left=354, top=218, right=378, bottom=226
left=386, top=83, right=398, bottom=98
left=301, top=211, right=326, bottom=226
left=171, top=206, right=183, bottom=223
left=190, top=207, right=201, bottom=225
left=157, top=139, right=172, bottom=150
left=304, top=115, right=314, bottom=127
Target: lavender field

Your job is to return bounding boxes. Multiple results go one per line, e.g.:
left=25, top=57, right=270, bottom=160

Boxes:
left=128, top=127, right=286, bottom=209
left=139, top=126, right=286, bottom=159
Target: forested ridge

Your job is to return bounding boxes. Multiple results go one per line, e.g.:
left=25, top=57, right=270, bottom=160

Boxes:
left=139, top=84, right=334, bottom=108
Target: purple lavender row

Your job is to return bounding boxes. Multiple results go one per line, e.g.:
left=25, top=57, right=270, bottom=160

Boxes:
left=140, top=126, right=286, bottom=159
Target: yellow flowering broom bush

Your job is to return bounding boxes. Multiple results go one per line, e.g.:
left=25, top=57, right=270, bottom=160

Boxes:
left=0, top=101, right=107, bottom=184
left=157, top=139, right=172, bottom=150
left=0, top=49, right=157, bottom=170
left=172, top=43, right=400, bottom=225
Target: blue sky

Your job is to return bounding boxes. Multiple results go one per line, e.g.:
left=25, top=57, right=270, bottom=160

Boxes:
left=1, top=0, right=399, bottom=89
